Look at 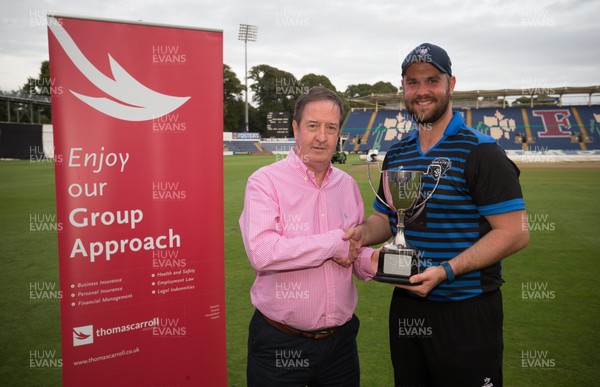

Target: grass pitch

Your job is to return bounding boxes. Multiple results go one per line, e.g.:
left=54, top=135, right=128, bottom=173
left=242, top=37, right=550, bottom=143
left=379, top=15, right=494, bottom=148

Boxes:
left=1, top=155, right=599, bottom=386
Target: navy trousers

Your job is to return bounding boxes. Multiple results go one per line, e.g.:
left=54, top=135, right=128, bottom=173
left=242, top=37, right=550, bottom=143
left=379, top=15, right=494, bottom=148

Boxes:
left=247, top=310, right=361, bottom=387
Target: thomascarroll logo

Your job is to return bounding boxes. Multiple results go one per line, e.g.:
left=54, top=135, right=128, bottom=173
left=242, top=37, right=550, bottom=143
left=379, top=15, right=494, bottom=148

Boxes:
left=73, top=317, right=159, bottom=346
left=73, top=325, right=94, bottom=346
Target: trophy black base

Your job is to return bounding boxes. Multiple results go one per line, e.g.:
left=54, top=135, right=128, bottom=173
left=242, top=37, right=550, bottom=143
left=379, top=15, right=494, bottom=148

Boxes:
left=374, top=248, right=421, bottom=285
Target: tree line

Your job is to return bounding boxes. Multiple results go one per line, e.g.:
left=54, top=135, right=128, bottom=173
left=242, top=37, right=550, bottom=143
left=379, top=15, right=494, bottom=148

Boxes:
left=1, top=61, right=398, bottom=135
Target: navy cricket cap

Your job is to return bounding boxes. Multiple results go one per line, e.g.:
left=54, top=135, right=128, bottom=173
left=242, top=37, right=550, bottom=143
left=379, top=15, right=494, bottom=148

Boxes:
left=401, top=43, right=452, bottom=77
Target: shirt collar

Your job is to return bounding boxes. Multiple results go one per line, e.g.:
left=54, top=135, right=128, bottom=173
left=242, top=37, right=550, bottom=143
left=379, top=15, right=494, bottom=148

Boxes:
left=287, top=148, right=333, bottom=185
left=405, top=110, right=464, bottom=141
left=443, top=111, right=465, bottom=137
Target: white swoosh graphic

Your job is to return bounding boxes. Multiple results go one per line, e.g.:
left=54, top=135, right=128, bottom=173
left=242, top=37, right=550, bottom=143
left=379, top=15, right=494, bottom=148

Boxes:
left=48, top=17, right=190, bottom=122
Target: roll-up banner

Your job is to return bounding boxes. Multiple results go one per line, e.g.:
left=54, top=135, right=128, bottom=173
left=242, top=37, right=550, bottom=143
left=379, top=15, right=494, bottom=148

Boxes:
left=47, top=14, right=226, bottom=386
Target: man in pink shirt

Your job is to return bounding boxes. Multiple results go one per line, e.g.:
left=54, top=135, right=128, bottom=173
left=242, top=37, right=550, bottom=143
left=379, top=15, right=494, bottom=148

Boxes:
left=240, top=86, right=377, bottom=386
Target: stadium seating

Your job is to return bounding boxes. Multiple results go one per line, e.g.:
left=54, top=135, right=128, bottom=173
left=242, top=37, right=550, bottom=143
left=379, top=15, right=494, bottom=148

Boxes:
left=340, top=109, right=377, bottom=153
left=222, top=140, right=260, bottom=153
left=260, top=141, right=295, bottom=153
left=341, top=105, right=600, bottom=153
left=3, top=104, right=599, bottom=160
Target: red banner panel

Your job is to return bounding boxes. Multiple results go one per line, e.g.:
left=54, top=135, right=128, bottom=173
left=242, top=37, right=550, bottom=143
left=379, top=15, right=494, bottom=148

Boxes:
left=48, top=15, right=226, bottom=386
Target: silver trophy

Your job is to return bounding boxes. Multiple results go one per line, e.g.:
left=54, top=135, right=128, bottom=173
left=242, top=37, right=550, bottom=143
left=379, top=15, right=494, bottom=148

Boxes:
left=367, top=163, right=442, bottom=284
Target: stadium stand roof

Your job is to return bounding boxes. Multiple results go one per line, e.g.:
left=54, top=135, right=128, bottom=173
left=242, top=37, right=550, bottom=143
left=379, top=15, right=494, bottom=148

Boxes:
left=0, top=94, right=51, bottom=124
left=0, top=94, right=51, bottom=105
left=349, top=85, right=600, bottom=110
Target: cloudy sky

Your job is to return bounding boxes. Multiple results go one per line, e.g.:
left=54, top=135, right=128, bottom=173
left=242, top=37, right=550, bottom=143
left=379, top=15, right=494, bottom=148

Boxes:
left=1, top=0, right=598, bottom=103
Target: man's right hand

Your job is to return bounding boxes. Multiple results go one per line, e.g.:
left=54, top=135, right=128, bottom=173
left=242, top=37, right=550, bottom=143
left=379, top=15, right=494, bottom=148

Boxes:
left=342, top=226, right=365, bottom=265
left=343, top=225, right=366, bottom=253
left=331, top=226, right=367, bottom=268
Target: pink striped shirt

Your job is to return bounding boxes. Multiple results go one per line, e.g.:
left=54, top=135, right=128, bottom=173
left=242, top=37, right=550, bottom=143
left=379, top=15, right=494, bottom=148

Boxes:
left=239, top=150, right=375, bottom=331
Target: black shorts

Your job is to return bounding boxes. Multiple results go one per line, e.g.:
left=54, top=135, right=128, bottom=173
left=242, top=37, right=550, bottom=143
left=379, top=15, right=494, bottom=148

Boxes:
left=389, top=288, right=503, bottom=387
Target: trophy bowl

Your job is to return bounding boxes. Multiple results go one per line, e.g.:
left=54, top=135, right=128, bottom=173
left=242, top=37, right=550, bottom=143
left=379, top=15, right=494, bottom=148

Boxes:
left=367, top=165, right=432, bottom=284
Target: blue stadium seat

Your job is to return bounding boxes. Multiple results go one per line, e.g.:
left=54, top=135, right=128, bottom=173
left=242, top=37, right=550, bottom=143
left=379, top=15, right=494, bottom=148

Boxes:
left=341, top=105, right=600, bottom=152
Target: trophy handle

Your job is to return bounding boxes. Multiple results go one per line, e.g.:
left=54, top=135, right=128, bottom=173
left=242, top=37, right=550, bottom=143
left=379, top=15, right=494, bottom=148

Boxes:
left=411, top=164, right=442, bottom=211
left=368, top=163, right=443, bottom=225
left=367, top=162, right=394, bottom=212
left=404, top=164, right=443, bottom=225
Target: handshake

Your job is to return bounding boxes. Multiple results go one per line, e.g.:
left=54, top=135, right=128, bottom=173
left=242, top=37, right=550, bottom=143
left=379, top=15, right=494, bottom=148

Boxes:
left=331, top=217, right=446, bottom=298
left=332, top=224, right=373, bottom=269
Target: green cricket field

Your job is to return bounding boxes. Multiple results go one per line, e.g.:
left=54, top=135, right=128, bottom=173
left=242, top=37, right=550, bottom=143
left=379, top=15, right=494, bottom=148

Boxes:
left=0, top=155, right=598, bottom=386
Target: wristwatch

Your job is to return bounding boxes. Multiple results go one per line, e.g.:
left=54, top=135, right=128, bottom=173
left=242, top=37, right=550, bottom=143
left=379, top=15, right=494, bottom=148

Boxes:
left=440, top=261, right=455, bottom=284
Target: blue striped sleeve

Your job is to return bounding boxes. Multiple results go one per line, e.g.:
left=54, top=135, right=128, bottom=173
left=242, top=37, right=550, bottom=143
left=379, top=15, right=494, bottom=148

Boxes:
left=373, top=197, right=395, bottom=216
left=477, top=198, right=525, bottom=216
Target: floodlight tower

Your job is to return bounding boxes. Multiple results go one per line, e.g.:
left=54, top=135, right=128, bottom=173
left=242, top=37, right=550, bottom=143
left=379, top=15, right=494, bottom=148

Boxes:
left=238, top=24, right=258, bottom=132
